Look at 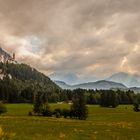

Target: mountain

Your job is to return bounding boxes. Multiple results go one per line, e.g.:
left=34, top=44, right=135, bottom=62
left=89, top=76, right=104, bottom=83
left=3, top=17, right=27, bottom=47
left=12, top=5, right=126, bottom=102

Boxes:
left=0, top=47, right=60, bottom=91
left=50, top=72, right=140, bottom=88
left=49, top=72, right=100, bottom=85
left=74, top=80, right=127, bottom=89
left=55, top=80, right=127, bottom=90
left=49, top=72, right=79, bottom=85
left=54, top=81, right=72, bottom=89
left=106, top=72, right=140, bottom=87
left=0, top=47, right=61, bottom=103
left=0, top=62, right=60, bottom=92
left=5, top=63, right=60, bottom=90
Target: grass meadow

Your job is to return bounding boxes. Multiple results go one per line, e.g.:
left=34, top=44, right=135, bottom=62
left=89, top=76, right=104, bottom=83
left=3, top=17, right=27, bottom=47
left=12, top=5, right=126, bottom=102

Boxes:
left=0, top=104, right=139, bottom=140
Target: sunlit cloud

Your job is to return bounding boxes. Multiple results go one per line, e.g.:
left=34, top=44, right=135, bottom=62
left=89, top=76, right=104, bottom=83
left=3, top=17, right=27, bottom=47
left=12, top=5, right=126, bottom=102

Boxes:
left=133, top=45, right=139, bottom=52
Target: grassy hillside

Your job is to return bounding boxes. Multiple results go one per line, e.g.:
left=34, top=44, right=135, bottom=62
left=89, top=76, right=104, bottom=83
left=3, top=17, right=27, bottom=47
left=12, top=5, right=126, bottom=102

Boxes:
left=0, top=104, right=140, bottom=140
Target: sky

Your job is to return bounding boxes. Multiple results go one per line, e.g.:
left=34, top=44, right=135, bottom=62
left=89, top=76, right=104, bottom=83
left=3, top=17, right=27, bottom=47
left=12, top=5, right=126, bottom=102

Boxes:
left=0, top=0, right=140, bottom=83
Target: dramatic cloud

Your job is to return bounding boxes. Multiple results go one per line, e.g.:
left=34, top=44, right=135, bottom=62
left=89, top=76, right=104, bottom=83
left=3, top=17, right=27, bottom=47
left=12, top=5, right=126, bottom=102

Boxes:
left=0, top=0, right=140, bottom=82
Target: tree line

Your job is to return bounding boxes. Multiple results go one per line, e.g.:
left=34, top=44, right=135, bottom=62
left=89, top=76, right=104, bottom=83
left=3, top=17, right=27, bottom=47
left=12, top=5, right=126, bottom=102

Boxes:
left=0, top=76, right=139, bottom=106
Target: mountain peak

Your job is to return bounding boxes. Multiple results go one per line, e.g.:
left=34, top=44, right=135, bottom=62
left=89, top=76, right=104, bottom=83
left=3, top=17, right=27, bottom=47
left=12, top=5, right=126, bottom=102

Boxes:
left=107, top=72, right=140, bottom=87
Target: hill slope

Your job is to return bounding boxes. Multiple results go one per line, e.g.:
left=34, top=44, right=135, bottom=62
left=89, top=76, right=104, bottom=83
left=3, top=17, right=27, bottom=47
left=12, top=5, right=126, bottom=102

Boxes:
left=0, top=48, right=61, bottom=103
left=0, top=47, right=60, bottom=90
left=0, top=62, right=60, bottom=91
left=0, top=62, right=61, bottom=103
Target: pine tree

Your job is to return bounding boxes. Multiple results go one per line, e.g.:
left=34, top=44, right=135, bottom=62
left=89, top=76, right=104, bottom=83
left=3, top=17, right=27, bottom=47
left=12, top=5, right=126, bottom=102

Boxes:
left=33, top=91, right=43, bottom=115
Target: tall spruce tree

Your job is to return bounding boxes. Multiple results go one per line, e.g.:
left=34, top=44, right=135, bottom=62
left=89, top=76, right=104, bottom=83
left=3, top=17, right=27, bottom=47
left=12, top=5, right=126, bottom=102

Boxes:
left=33, top=91, right=43, bottom=115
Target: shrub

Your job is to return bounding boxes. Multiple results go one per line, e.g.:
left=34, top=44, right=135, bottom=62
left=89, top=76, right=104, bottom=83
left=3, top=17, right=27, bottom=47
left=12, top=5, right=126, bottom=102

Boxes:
left=55, top=112, right=61, bottom=118
left=28, top=111, right=33, bottom=116
left=42, top=109, right=53, bottom=117
left=133, top=101, right=140, bottom=112
left=42, top=103, right=52, bottom=117
left=62, top=109, right=70, bottom=118
left=54, top=108, right=62, bottom=116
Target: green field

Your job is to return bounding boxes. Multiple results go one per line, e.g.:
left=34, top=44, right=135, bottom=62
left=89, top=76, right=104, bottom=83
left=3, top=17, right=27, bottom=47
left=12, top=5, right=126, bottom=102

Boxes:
left=0, top=104, right=140, bottom=140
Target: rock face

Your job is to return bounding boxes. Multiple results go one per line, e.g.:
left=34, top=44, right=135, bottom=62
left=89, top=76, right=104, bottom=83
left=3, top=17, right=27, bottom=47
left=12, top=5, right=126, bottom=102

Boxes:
left=0, top=47, right=15, bottom=63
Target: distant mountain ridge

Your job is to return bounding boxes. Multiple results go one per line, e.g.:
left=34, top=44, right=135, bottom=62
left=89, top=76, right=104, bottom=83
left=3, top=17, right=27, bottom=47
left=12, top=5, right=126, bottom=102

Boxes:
left=107, top=72, right=140, bottom=87
left=55, top=81, right=72, bottom=89
left=55, top=80, right=127, bottom=90
left=51, top=72, right=140, bottom=88
left=74, top=80, right=127, bottom=89
left=49, top=72, right=100, bottom=85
